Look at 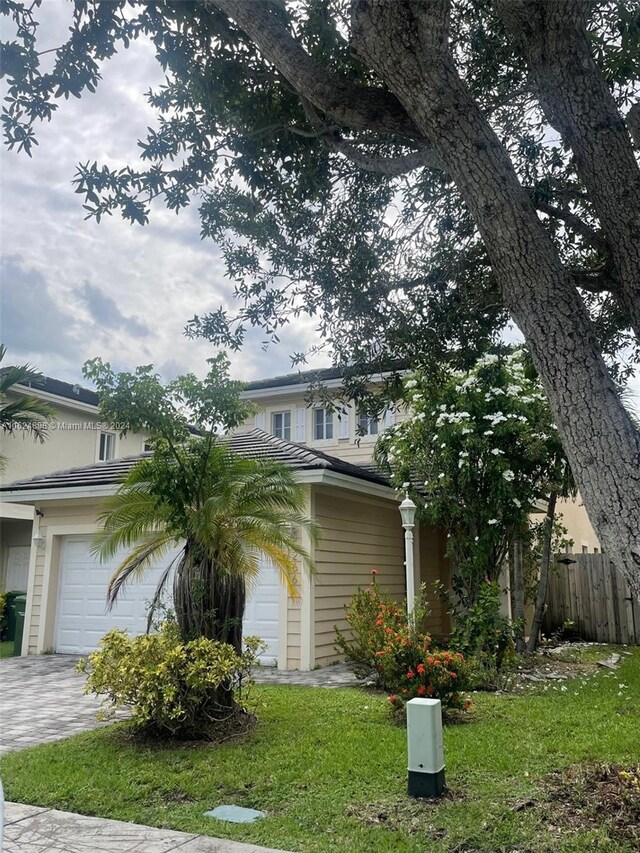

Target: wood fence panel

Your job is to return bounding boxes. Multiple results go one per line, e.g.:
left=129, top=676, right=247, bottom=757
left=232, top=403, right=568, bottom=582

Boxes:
left=543, top=554, right=639, bottom=645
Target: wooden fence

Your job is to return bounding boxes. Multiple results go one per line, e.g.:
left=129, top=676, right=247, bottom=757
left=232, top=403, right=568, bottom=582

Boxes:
left=543, top=553, right=640, bottom=645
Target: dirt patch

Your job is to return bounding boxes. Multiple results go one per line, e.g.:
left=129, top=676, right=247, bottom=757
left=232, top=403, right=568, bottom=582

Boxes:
left=107, top=710, right=258, bottom=750
left=541, top=763, right=640, bottom=846
left=346, top=789, right=463, bottom=835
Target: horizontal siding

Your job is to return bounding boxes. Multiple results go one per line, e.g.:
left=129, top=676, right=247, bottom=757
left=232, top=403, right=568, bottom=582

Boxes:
left=287, top=601, right=301, bottom=669
left=313, top=488, right=405, bottom=666
left=419, top=526, right=451, bottom=637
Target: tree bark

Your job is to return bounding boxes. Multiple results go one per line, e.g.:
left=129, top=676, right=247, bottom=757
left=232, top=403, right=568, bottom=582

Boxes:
left=173, top=544, right=246, bottom=653
left=350, top=0, right=640, bottom=592
left=495, top=0, right=640, bottom=339
left=214, top=0, right=640, bottom=591
left=512, top=536, right=525, bottom=653
left=527, top=492, right=557, bottom=654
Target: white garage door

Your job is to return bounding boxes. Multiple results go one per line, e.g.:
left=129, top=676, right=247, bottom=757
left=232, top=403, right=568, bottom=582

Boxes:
left=55, top=535, right=280, bottom=665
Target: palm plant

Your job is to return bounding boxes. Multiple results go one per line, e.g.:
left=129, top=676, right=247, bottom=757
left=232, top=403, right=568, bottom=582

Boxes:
left=94, top=437, right=317, bottom=654
left=0, top=344, right=55, bottom=469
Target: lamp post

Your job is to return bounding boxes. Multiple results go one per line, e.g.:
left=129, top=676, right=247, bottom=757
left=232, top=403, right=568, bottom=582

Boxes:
left=399, top=490, right=417, bottom=619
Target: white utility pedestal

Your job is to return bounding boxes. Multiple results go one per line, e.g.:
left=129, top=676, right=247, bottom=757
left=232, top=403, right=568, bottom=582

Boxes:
left=407, top=697, right=446, bottom=797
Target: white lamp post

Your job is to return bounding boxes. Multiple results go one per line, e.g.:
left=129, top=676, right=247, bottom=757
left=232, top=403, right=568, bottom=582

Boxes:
left=399, top=489, right=417, bottom=619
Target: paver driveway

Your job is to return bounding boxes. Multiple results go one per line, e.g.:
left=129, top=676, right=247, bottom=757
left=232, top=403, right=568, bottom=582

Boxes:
left=0, top=654, right=127, bottom=756
left=0, top=654, right=357, bottom=755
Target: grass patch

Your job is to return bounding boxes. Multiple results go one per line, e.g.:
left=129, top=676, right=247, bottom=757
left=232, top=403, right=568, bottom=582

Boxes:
left=0, top=640, right=15, bottom=659
left=1, top=651, right=638, bottom=852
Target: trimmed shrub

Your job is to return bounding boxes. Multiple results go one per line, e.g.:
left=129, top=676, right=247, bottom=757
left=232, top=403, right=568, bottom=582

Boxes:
left=77, top=621, right=263, bottom=737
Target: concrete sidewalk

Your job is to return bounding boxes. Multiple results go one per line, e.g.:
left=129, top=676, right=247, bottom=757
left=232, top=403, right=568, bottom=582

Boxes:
left=3, top=802, right=293, bottom=852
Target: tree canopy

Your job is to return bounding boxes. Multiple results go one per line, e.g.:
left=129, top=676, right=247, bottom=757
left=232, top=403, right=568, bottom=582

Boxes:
left=2, top=0, right=639, bottom=585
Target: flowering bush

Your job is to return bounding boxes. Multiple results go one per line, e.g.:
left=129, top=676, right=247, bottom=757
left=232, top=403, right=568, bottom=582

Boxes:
left=335, top=574, right=470, bottom=714
left=77, top=621, right=263, bottom=737
left=376, top=348, right=571, bottom=608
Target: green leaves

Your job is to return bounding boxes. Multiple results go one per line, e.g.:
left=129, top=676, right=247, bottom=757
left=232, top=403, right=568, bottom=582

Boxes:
left=377, top=347, right=573, bottom=606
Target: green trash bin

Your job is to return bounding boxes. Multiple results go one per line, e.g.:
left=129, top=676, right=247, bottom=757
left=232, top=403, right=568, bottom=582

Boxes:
left=13, top=594, right=27, bottom=657
left=5, top=590, right=26, bottom=642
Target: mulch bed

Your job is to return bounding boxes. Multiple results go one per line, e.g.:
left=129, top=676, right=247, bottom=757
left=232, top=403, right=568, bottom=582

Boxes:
left=107, top=709, right=258, bottom=750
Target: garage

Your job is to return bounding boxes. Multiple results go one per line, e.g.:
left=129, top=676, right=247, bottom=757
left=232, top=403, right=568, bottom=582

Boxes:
left=55, top=535, right=279, bottom=664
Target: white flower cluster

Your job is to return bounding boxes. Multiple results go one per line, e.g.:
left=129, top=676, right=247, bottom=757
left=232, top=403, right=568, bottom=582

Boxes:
left=476, top=353, right=500, bottom=367
left=435, top=409, right=471, bottom=427
left=484, top=412, right=508, bottom=426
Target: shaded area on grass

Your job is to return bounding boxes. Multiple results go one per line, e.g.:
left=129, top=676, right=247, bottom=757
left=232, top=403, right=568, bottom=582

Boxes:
left=0, top=651, right=638, bottom=852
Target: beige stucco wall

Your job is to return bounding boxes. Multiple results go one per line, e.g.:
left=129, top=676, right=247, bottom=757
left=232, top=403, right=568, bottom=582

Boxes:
left=555, top=494, right=600, bottom=553
left=1, top=392, right=148, bottom=485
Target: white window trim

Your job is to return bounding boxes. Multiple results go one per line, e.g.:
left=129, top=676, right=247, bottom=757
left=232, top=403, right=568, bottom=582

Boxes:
left=96, top=430, right=117, bottom=463
left=356, top=413, right=380, bottom=441
left=312, top=407, right=335, bottom=444
left=271, top=410, right=292, bottom=441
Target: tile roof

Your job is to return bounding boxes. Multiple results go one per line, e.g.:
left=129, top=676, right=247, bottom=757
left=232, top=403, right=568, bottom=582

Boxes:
left=0, top=429, right=390, bottom=494
left=243, top=362, right=407, bottom=391
left=1, top=370, right=100, bottom=407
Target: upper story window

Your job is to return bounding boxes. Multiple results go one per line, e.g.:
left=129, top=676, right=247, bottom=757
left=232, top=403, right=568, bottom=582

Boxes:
left=99, top=431, right=116, bottom=462
left=314, top=408, right=333, bottom=441
left=271, top=411, right=291, bottom=441
left=357, top=413, right=379, bottom=437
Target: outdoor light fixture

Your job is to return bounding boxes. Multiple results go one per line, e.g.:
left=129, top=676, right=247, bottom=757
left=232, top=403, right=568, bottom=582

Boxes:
left=399, top=490, right=417, bottom=617
left=32, top=535, right=45, bottom=549
left=407, top=698, right=446, bottom=798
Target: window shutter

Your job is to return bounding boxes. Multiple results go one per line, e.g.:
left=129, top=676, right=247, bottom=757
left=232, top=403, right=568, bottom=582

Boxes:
left=255, top=410, right=265, bottom=431
left=295, top=407, right=306, bottom=442
left=382, top=408, right=395, bottom=431
left=338, top=409, right=350, bottom=439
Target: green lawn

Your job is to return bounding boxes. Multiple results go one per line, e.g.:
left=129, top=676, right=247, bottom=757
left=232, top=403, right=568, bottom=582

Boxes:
left=1, top=652, right=638, bottom=852
left=0, top=640, right=15, bottom=658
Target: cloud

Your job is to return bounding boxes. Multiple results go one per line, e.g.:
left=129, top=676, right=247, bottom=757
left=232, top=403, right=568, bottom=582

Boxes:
left=0, top=255, right=79, bottom=358
left=76, top=282, right=150, bottom=337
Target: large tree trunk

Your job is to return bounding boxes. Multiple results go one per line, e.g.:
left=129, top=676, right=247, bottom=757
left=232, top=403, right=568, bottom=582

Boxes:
left=351, top=0, right=640, bottom=593
left=527, top=492, right=557, bottom=654
left=495, top=0, right=640, bottom=339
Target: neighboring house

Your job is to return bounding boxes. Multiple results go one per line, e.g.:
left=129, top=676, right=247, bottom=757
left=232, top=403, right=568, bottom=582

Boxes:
left=1, top=430, right=450, bottom=666
left=0, top=364, right=599, bottom=666
left=1, top=375, right=150, bottom=599
left=239, top=366, right=600, bottom=550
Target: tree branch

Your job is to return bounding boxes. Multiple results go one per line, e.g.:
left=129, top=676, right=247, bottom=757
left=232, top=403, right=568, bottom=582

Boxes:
left=569, top=267, right=616, bottom=294
left=209, top=0, right=426, bottom=142
left=535, top=199, right=609, bottom=254
left=322, top=131, right=444, bottom=174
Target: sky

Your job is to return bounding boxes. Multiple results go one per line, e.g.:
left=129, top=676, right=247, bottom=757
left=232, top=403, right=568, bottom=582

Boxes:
left=1, top=3, right=637, bottom=405
left=0, top=2, right=328, bottom=388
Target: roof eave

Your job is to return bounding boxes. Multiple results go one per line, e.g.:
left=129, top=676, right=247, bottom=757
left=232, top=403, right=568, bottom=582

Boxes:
left=2, top=468, right=395, bottom=506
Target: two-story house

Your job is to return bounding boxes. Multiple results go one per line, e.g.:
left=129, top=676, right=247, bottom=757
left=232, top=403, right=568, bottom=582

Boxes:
left=1, top=375, right=150, bottom=617
left=1, top=365, right=599, bottom=666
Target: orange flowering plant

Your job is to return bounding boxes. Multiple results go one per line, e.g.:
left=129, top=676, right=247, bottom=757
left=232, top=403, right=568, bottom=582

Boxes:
left=334, top=573, right=471, bottom=714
